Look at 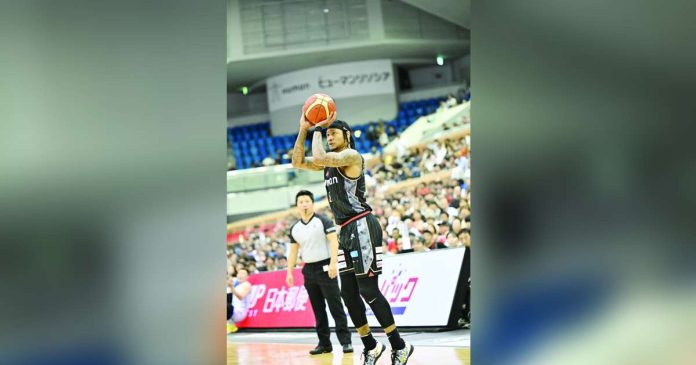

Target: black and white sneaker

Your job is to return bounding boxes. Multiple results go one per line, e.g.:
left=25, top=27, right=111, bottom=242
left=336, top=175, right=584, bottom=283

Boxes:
left=360, top=341, right=386, bottom=365
left=390, top=342, right=414, bottom=365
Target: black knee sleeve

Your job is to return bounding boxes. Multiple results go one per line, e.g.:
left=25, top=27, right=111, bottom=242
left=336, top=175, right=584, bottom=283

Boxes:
left=356, top=275, right=382, bottom=302
left=357, top=276, right=396, bottom=328
left=358, top=282, right=382, bottom=303
left=340, top=274, right=368, bottom=327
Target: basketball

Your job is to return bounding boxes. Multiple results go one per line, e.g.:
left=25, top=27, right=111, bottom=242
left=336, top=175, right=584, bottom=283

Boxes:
left=303, top=93, right=336, bottom=125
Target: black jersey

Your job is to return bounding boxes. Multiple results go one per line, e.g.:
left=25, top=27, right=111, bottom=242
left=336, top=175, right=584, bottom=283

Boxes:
left=323, top=156, right=371, bottom=225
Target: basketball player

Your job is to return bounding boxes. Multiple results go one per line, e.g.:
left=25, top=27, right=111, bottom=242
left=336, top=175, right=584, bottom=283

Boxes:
left=286, top=190, right=353, bottom=355
left=292, top=112, right=414, bottom=365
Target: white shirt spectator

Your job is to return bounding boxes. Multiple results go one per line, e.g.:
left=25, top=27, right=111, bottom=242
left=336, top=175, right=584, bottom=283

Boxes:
left=364, top=172, right=377, bottom=189
left=379, top=131, right=389, bottom=146
left=435, top=145, right=448, bottom=165
left=262, top=156, right=276, bottom=166
left=446, top=95, right=458, bottom=108
left=396, top=139, right=408, bottom=160
left=451, top=155, right=469, bottom=180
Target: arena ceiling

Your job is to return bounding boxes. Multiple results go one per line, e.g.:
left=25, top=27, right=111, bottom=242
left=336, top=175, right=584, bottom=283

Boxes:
left=227, top=0, right=470, bottom=90
left=227, top=39, right=468, bottom=90
left=399, top=0, right=470, bottom=29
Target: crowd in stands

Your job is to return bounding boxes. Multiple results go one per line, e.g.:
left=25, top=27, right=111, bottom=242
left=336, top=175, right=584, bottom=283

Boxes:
left=226, top=134, right=471, bottom=278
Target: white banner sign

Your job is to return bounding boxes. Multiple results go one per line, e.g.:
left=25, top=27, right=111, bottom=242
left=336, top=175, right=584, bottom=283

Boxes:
left=266, top=59, right=395, bottom=112
left=329, top=247, right=466, bottom=327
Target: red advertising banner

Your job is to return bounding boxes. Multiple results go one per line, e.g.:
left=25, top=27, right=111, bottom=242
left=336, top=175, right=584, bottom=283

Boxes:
left=236, top=268, right=316, bottom=328
left=236, top=248, right=466, bottom=329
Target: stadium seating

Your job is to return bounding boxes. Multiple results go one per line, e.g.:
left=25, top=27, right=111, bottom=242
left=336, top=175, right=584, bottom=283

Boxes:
left=228, top=96, right=448, bottom=170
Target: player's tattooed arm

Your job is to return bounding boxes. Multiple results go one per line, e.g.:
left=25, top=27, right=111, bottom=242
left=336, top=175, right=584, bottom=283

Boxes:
left=291, top=120, right=322, bottom=171
left=311, top=135, right=361, bottom=167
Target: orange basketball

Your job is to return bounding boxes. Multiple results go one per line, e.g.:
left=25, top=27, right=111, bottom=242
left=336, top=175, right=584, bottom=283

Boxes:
left=303, top=93, right=336, bottom=125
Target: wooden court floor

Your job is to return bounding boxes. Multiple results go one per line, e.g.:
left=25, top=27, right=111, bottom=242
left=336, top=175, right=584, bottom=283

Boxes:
left=227, top=342, right=470, bottom=365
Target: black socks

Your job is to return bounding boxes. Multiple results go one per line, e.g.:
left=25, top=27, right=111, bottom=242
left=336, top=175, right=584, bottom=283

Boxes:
left=387, top=329, right=406, bottom=350
left=360, top=332, right=377, bottom=351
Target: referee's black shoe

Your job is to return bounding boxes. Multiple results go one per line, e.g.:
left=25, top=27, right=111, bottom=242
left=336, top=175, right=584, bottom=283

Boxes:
left=309, top=345, right=332, bottom=355
left=342, top=344, right=354, bottom=353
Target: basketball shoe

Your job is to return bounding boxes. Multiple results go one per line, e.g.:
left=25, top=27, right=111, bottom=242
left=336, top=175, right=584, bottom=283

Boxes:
left=360, top=341, right=385, bottom=365
left=391, top=342, right=414, bottom=365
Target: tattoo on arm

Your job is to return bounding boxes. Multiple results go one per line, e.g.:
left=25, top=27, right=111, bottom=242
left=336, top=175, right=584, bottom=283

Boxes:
left=291, top=130, right=322, bottom=170
left=314, top=149, right=362, bottom=167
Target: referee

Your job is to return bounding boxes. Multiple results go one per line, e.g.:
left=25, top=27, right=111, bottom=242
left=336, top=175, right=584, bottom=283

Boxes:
left=286, top=190, right=353, bottom=355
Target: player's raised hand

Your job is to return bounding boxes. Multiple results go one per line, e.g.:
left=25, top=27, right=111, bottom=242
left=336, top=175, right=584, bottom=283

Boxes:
left=299, top=111, right=312, bottom=131
left=315, top=111, right=337, bottom=129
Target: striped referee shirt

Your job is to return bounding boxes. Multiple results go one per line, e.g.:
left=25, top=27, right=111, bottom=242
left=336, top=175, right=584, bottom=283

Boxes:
left=289, top=214, right=337, bottom=263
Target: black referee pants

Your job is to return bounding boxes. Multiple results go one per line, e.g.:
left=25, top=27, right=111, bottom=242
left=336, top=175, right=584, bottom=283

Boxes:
left=302, top=259, right=351, bottom=347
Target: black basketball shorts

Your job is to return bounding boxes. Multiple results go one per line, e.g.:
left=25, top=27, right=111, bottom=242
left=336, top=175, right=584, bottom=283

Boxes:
left=337, top=213, right=384, bottom=278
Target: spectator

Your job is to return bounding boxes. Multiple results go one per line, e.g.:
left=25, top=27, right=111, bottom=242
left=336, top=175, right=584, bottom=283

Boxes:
left=459, top=228, right=471, bottom=247
left=264, top=257, right=276, bottom=272
left=277, top=256, right=288, bottom=270
left=366, top=122, right=379, bottom=142
left=411, top=237, right=430, bottom=253
left=386, top=125, right=397, bottom=140
left=386, top=237, right=398, bottom=255
left=227, top=269, right=252, bottom=334
left=246, top=262, right=259, bottom=274
left=262, top=154, right=276, bottom=167
left=446, top=232, right=461, bottom=248
left=438, top=212, right=450, bottom=224
left=422, top=229, right=435, bottom=249
left=437, top=100, right=447, bottom=112
left=378, top=126, right=389, bottom=147
left=451, top=218, right=462, bottom=236
left=435, top=222, right=450, bottom=245
left=446, top=93, right=458, bottom=108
